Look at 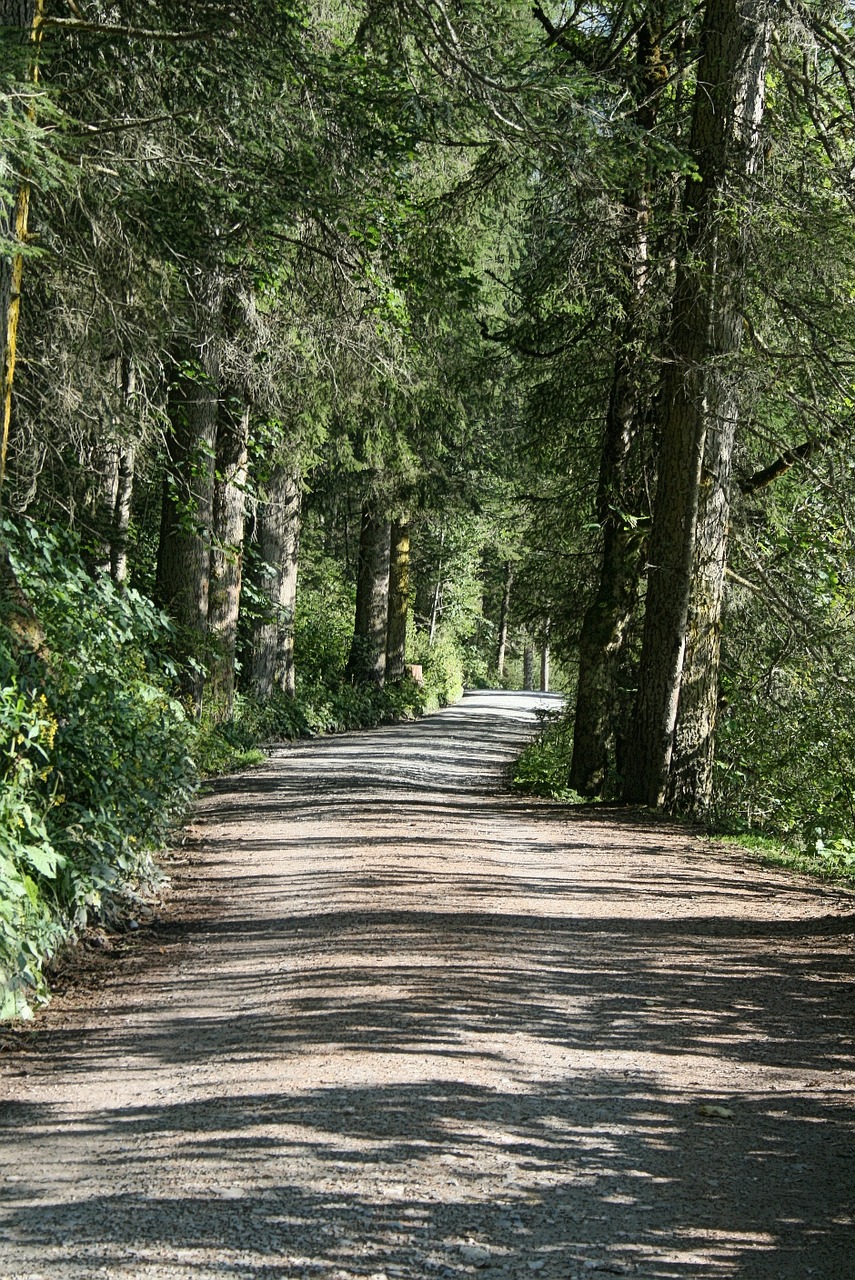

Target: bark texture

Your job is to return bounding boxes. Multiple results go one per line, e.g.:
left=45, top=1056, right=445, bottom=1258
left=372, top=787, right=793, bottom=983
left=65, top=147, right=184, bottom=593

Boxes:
left=540, top=626, right=551, bottom=694
left=523, top=641, right=534, bottom=691
left=665, top=443, right=736, bottom=813
left=569, top=13, right=663, bottom=797
left=496, top=561, right=512, bottom=678
left=428, top=528, right=444, bottom=646
left=570, top=361, right=647, bottom=795
left=90, top=440, right=119, bottom=575
left=110, top=446, right=135, bottom=585
left=0, top=2, right=45, bottom=655
left=207, top=399, right=250, bottom=722
left=247, top=465, right=301, bottom=700
left=155, top=269, right=224, bottom=711
left=110, top=358, right=137, bottom=585
left=346, top=507, right=391, bottom=686
left=0, top=0, right=40, bottom=487
left=623, top=0, right=772, bottom=807
left=385, top=515, right=410, bottom=683
left=667, top=11, right=770, bottom=814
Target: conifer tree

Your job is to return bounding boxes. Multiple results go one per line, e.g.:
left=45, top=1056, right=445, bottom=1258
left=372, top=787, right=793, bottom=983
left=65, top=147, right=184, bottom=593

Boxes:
left=623, top=0, right=773, bottom=808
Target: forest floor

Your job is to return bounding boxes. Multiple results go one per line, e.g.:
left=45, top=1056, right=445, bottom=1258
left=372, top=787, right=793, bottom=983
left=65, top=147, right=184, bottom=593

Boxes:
left=1, top=690, right=854, bottom=1280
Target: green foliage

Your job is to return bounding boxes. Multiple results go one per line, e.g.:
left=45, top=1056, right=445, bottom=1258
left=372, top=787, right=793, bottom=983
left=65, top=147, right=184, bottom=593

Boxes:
left=512, top=708, right=585, bottom=803
left=713, top=833, right=855, bottom=888
left=714, top=660, right=855, bottom=846
left=195, top=679, right=430, bottom=778
left=1, top=519, right=196, bottom=1018
left=293, top=550, right=356, bottom=688
left=459, top=647, right=494, bottom=690
left=0, top=670, right=64, bottom=1019
left=192, top=703, right=268, bottom=779
left=713, top=476, right=855, bottom=848
left=410, top=629, right=464, bottom=712
left=298, top=676, right=427, bottom=736
left=8, top=0, right=855, bottom=1006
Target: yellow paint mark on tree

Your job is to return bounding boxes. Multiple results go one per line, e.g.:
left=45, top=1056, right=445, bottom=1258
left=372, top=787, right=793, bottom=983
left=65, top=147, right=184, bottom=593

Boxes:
left=1, top=0, right=45, bottom=488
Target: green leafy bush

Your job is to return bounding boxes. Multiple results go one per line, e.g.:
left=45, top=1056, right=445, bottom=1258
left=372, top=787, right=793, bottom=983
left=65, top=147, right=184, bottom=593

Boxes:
left=715, top=661, right=855, bottom=845
left=715, top=492, right=855, bottom=850
left=196, top=677, right=429, bottom=776
left=1, top=520, right=196, bottom=1017
left=0, top=671, right=64, bottom=1018
left=460, top=647, right=494, bottom=689
left=293, top=551, right=355, bottom=687
left=410, top=628, right=464, bottom=711
left=512, top=708, right=585, bottom=802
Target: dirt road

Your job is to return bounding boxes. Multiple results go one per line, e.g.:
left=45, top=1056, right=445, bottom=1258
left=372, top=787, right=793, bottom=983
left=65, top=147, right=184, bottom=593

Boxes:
left=1, top=691, right=853, bottom=1279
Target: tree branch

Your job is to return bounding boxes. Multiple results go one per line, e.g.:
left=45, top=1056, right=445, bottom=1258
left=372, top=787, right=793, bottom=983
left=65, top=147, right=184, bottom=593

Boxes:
left=41, top=16, right=231, bottom=42
left=738, top=421, right=849, bottom=494
left=479, top=316, right=597, bottom=359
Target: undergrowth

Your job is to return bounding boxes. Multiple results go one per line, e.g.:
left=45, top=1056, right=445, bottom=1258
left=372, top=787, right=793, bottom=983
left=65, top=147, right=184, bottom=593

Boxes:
left=514, top=699, right=855, bottom=888
left=711, top=831, right=855, bottom=887
left=194, top=677, right=429, bottom=778
left=512, top=707, right=586, bottom=804
left=1, top=520, right=195, bottom=1019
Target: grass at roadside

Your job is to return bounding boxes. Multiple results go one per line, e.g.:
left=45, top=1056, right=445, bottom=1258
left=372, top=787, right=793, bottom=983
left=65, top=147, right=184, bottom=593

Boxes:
left=711, top=831, right=855, bottom=887
left=513, top=705, right=855, bottom=890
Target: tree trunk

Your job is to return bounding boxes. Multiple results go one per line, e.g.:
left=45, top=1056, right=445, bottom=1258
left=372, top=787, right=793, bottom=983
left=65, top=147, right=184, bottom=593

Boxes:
left=346, top=506, right=391, bottom=686
left=111, top=446, right=135, bottom=585
left=0, top=0, right=42, bottom=489
left=246, top=465, right=301, bottom=699
left=155, top=268, right=224, bottom=712
left=206, top=397, right=250, bottom=722
left=386, top=514, right=410, bottom=683
left=91, top=440, right=120, bottom=575
left=667, top=16, right=771, bottom=816
left=496, top=560, right=512, bottom=678
left=569, top=13, right=663, bottom=797
left=0, top=2, right=45, bottom=656
left=665, top=425, right=737, bottom=812
left=570, top=359, right=647, bottom=795
left=428, top=527, right=445, bottom=645
left=523, top=640, right=534, bottom=691
left=623, top=0, right=772, bottom=807
left=110, top=358, right=136, bottom=585
left=541, top=623, right=551, bottom=693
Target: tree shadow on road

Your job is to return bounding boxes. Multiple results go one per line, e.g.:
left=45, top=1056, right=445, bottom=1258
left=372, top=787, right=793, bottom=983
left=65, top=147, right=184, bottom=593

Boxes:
left=2, top=693, right=853, bottom=1279
left=3, top=888, right=853, bottom=1278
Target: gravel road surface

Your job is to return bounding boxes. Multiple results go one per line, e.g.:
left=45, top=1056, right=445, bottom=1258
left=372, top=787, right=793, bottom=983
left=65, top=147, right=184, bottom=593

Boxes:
left=1, top=690, right=853, bottom=1279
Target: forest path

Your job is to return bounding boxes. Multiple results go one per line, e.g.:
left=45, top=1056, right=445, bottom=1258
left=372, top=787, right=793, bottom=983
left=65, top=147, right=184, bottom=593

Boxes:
left=1, top=690, right=854, bottom=1280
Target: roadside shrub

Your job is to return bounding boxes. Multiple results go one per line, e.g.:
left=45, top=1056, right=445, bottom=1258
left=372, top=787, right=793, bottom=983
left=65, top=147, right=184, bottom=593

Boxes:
left=512, top=708, right=585, bottom=802
left=196, top=676, right=430, bottom=777
left=1, top=519, right=196, bottom=1017
left=411, top=628, right=464, bottom=711
left=293, top=551, right=355, bottom=686
left=713, top=500, right=855, bottom=851
left=714, top=659, right=855, bottom=846
left=0, top=664, right=64, bottom=1018
left=461, top=647, right=493, bottom=689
